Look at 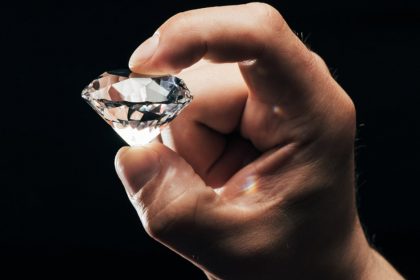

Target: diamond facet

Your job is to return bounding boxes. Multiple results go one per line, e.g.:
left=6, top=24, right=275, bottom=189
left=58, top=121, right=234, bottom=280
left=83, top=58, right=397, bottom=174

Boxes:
left=82, top=69, right=192, bottom=146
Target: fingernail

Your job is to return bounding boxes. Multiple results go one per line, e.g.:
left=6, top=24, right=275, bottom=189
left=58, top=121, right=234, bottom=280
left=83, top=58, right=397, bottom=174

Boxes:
left=129, top=32, right=160, bottom=69
left=115, top=146, right=161, bottom=196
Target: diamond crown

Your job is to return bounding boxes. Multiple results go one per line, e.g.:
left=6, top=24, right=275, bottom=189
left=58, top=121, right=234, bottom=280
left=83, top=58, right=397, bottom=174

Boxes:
left=82, top=69, right=192, bottom=146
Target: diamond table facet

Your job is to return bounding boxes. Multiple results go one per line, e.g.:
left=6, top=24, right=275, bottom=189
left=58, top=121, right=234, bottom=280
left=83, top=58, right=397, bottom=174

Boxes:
left=82, top=69, right=192, bottom=146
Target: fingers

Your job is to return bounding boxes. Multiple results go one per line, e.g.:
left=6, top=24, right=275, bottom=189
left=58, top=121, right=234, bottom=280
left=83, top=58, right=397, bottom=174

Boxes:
left=128, top=3, right=340, bottom=152
left=129, top=3, right=323, bottom=106
left=130, top=3, right=304, bottom=72
left=115, top=143, right=218, bottom=237
left=177, top=62, right=247, bottom=135
left=162, top=62, right=256, bottom=186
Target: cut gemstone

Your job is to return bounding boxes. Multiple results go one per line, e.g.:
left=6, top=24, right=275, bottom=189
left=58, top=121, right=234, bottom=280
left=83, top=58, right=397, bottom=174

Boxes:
left=82, top=69, right=192, bottom=146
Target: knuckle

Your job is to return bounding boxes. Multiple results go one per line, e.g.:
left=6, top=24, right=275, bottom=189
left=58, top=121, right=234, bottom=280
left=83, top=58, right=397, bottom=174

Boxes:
left=302, top=51, right=357, bottom=145
left=327, top=86, right=357, bottom=145
left=143, top=213, right=172, bottom=239
left=246, top=2, right=285, bottom=31
left=139, top=188, right=213, bottom=240
left=138, top=190, right=193, bottom=240
left=333, top=96, right=357, bottom=150
left=136, top=198, right=176, bottom=239
left=167, top=10, right=196, bottom=30
left=340, top=95, right=357, bottom=129
left=311, top=52, right=356, bottom=131
left=311, top=51, right=330, bottom=73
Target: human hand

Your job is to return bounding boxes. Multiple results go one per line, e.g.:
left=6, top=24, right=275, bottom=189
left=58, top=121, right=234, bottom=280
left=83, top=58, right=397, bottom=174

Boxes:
left=115, top=3, right=402, bottom=279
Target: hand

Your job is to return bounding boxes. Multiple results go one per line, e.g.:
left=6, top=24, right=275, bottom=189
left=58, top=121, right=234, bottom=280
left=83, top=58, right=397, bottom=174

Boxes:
left=115, top=3, right=402, bottom=279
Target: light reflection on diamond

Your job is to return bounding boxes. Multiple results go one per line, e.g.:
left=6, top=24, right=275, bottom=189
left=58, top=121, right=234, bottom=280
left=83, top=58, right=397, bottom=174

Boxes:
left=82, top=69, right=192, bottom=146
left=113, top=125, right=161, bottom=146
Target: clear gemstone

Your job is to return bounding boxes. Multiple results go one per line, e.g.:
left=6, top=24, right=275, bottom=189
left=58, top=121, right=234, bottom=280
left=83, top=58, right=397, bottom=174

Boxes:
left=82, top=69, right=192, bottom=146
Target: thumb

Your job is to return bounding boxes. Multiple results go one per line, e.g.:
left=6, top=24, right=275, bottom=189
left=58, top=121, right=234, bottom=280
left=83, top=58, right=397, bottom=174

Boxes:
left=115, top=142, right=218, bottom=239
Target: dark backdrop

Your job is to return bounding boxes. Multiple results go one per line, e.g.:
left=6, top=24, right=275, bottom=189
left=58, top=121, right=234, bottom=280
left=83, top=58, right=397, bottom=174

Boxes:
left=2, top=0, right=419, bottom=278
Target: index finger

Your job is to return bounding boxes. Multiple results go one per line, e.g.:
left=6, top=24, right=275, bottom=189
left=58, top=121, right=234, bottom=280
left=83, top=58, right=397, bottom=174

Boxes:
left=128, top=3, right=317, bottom=94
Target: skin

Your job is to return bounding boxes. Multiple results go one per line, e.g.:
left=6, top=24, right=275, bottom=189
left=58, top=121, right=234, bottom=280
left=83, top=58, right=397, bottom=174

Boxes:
left=115, top=3, right=403, bottom=280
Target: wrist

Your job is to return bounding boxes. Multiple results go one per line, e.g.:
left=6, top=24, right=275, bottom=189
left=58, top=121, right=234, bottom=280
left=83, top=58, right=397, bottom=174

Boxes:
left=363, top=249, right=404, bottom=280
left=333, top=219, right=403, bottom=280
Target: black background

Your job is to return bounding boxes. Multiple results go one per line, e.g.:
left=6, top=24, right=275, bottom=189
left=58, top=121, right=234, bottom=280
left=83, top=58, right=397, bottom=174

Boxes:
left=2, top=0, right=419, bottom=278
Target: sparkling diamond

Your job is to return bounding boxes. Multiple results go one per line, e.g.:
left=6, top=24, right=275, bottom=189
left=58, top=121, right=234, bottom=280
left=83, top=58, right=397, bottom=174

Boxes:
left=82, top=69, right=192, bottom=146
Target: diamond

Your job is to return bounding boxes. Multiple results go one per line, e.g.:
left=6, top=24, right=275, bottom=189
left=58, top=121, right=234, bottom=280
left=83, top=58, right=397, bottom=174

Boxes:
left=82, top=69, right=192, bottom=146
